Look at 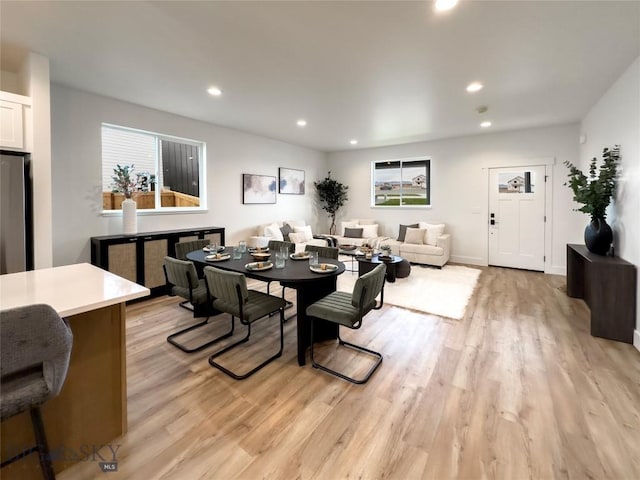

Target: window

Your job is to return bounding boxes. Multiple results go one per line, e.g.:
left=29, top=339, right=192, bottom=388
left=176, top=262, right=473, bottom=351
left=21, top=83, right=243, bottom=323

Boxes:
left=101, top=124, right=206, bottom=212
left=372, top=157, right=430, bottom=207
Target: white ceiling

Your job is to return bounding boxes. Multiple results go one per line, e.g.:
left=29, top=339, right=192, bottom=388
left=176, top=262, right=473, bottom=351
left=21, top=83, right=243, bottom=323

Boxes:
left=1, top=1, right=639, bottom=152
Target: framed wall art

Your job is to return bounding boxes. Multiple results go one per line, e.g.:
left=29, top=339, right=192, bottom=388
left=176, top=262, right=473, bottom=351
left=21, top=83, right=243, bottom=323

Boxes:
left=278, top=167, right=305, bottom=195
left=243, top=174, right=277, bottom=204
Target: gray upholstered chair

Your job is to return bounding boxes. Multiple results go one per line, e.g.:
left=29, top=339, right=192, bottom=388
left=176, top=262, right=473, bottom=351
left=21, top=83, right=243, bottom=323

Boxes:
left=1, top=304, right=73, bottom=479
left=266, top=239, right=296, bottom=312
left=174, top=239, right=210, bottom=261
left=174, top=239, right=210, bottom=312
left=306, top=263, right=386, bottom=384
left=204, top=266, right=286, bottom=380
left=163, top=256, right=233, bottom=353
left=304, top=244, right=339, bottom=259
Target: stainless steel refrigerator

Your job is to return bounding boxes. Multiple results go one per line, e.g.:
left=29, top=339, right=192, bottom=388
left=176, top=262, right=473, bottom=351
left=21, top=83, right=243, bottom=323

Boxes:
left=0, top=151, right=33, bottom=274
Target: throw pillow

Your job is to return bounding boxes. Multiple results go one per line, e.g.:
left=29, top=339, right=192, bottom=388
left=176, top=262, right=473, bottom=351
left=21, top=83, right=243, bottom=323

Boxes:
left=405, top=227, right=426, bottom=245
left=293, top=225, right=313, bottom=242
left=288, top=232, right=305, bottom=243
left=360, top=224, right=379, bottom=238
left=280, top=223, right=293, bottom=242
left=344, top=227, right=364, bottom=238
left=355, top=218, right=376, bottom=225
left=397, top=223, right=419, bottom=242
left=286, top=219, right=306, bottom=228
left=419, top=222, right=445, bottom=246
left=264, top=223, right=284, bottom=242
left=341, top=221, right=359, bottom=236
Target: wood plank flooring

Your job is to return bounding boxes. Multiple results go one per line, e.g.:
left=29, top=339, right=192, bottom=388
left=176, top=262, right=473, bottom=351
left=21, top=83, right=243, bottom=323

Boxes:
left=56, top=266, right=640, bottom=480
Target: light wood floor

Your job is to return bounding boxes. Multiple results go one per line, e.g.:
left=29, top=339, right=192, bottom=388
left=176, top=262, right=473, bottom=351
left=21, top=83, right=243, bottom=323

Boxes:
left=57, top=266, right=640, bottom=480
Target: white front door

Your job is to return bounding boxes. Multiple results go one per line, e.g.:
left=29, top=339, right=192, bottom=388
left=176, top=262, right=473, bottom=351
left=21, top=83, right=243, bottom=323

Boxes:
left=488, top=166, right=546, bottom=271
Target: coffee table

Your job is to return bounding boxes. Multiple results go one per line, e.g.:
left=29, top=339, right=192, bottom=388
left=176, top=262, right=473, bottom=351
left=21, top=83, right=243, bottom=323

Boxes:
left=338, top=247, right=359, bottom=272
left=357, top=254, right=404, bottom=283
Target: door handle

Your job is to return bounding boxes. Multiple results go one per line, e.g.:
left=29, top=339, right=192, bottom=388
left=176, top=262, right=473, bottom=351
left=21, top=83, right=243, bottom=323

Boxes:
left=490, top=219, right=498, bottom=225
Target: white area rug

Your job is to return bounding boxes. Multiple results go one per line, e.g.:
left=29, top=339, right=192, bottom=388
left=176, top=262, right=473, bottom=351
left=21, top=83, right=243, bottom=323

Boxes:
left=337, top=264, right=482, bottom=320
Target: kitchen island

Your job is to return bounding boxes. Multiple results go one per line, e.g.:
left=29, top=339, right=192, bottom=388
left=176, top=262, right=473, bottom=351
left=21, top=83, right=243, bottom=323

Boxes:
left=0, top=263, right=149, bottom=478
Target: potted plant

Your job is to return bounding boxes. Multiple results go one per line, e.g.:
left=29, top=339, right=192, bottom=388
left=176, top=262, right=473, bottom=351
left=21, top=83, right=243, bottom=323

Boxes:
left=379, top=243, right=392, bottom=257
left=111, top=164, right=139, bottom=234
left=563, top=145, right=620, bottom=255
left=314, top=171, right=349, bottom=235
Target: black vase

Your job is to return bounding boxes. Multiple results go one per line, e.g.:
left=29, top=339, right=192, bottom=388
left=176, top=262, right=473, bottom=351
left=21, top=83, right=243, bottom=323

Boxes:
left=584, top=218, right=613, bottom=255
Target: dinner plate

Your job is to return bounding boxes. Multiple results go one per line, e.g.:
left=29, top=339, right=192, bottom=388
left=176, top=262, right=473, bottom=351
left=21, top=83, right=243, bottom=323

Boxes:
left=290, top=253, right=311, bottom=260
left=245, top=261, right=273, bottom=271
left=251, top=252, right=272, bottom=260
left=203, top=246, right=225, bottom=253
left=248, top=247, right=269, bottom=253
left=205, top=253, right=231, bottom=262
left=310, top=263, right=339, bottom=274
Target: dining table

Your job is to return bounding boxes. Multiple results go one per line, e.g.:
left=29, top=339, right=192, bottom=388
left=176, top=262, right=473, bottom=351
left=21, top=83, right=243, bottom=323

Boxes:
left=186, top=248, right=346, bottom=366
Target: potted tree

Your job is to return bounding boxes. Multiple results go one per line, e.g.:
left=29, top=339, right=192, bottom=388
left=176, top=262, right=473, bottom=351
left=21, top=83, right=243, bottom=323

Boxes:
left=563, top=145, right=620, bottom=255
left=314, top=172, right=348, bottom=235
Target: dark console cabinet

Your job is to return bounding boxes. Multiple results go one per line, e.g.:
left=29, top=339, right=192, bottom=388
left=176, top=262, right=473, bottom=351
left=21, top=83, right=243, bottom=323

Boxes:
left=566, top=244, right=636, bottom=343
left=91, top=227, right=225, bottom=297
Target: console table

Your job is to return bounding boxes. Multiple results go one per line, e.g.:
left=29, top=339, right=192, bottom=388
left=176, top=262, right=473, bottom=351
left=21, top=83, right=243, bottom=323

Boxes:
left=566, top=244, right=636, bottom=344
left=91, top=226, right=224, bottom=297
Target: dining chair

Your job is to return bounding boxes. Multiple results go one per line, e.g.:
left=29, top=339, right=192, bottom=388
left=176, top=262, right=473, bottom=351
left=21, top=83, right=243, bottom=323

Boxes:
left=173, top=239, right=211, bottom=311
left=266, top=239, right=296, bottom=313
left=204, top=266, right=287, bottom=380
left=306, top=263, right=386, bottom=384
left=304, top=244, right=339, bottom=259
left=1, top=304, right=73, bottom=479
left=163, top=256, right=233, bottom=353
left=175, top=239, right=210, bottom=261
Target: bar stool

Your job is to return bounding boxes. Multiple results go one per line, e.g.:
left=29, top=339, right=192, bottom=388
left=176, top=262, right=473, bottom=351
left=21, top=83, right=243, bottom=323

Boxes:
left=1, top=304, right=73, bottom=479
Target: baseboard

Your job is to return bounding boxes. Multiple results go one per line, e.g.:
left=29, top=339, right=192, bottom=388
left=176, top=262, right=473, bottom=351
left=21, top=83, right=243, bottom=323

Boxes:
left=546, top=265, right=566, bottom=276
left=450, top=255, right=484, bottom=266
left=634, top=330, right=640, bottom=353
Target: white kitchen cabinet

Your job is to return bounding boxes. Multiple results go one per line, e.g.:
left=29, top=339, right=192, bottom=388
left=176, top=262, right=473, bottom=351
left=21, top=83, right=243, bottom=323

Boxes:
left=0, top=92, right=31, bottom=150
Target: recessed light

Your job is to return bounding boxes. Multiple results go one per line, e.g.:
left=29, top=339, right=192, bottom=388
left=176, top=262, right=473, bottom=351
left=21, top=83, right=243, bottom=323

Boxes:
left=466, top=82, right=483, bottom=93
left=297, top=119, right=307, bottom=127
left=480, top=121, right=492, bottom=128
left=350, top=139, right=358, bottom=145
left=207, top=86, right=222, bottom=96
left=435, top=0, right=458, bottom=12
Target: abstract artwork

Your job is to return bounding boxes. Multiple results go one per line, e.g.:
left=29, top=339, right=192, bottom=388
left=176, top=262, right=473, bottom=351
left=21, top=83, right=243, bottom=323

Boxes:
left=279, top=168, right=305, bottom=194
left=243, top=174, right=277, bottom=204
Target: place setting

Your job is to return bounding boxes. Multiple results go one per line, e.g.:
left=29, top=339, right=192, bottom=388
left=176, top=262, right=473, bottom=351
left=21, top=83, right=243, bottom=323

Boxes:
left=245, top=261, right=273, bottom=271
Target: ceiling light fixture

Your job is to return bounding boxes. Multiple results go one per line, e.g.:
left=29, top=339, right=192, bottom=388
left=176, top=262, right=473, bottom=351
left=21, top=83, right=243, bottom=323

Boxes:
left=207, top=86, right=222, bottom=96
left=350, top=139, right=358, bottom=145
left=296, top=119, right=307, bottom=127
left=435, top=0, right=459, bottom=12
left=466, top=82, right=483, bottom=93
left=480, top=121, right=492, bottom=128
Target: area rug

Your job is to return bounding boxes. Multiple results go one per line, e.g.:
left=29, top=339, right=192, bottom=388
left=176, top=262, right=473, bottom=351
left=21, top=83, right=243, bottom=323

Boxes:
left=337, top=264, right=482, bottom=320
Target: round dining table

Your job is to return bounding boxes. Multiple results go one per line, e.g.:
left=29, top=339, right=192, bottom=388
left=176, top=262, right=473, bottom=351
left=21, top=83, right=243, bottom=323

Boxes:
left=186, top=248, right=346, bottom=366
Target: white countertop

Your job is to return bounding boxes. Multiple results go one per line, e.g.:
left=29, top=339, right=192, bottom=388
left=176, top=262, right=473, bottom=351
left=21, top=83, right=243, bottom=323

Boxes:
left=0, top=263, right=150, bottom=317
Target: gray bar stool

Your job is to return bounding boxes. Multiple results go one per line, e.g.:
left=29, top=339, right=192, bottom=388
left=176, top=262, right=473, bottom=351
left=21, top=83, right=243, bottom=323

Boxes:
left=1, top=304, right=73, bottom=479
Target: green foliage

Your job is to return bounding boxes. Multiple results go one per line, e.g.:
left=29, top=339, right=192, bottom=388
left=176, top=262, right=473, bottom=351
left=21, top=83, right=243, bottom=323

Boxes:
left=111, top=164, right=136, bottom=199
left=314, top=172, right=349, bottom=233
left=563, top=146, right=619, bottom=221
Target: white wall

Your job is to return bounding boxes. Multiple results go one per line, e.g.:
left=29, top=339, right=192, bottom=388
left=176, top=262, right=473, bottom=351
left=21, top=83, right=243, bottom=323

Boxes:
left=50, top=84, right=327, bottom=267
left=579, top=56, right=640, bottom=349
left=327, top=124, right=582, bottom=274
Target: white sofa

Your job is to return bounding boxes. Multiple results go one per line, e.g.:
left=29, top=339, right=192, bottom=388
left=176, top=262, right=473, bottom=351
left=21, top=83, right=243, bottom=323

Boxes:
left=248, top=220, right=328, bottom=252
left=383, top=222, right=450, bottom=267
left=327, top=219, right=386, bottom=248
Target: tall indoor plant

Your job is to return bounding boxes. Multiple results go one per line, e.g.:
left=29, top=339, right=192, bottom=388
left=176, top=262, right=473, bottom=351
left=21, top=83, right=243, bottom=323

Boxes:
left=314, top=171, right=348, bottom=235
left=563, top=145, right=620, bottom=255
